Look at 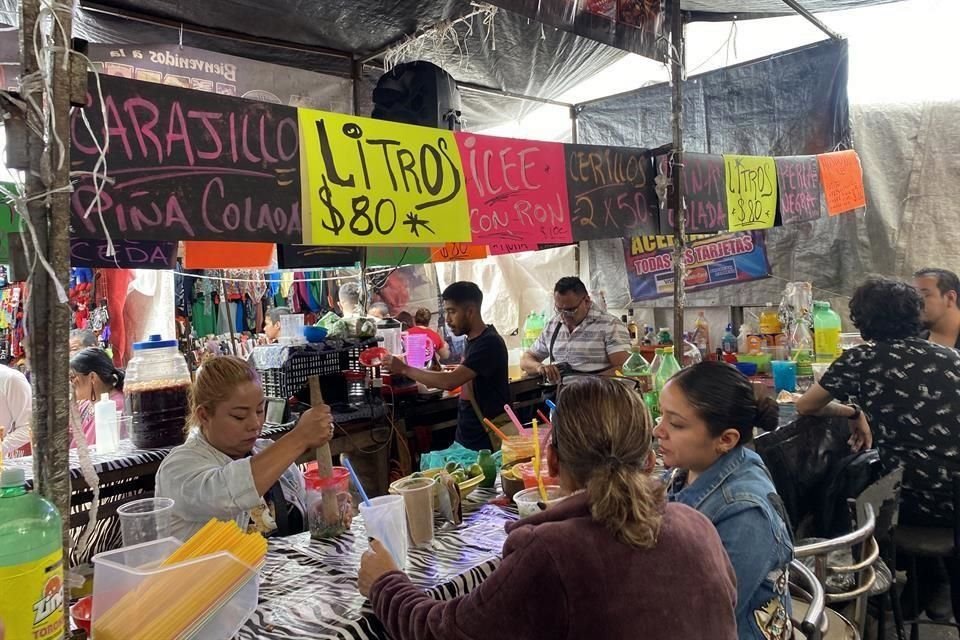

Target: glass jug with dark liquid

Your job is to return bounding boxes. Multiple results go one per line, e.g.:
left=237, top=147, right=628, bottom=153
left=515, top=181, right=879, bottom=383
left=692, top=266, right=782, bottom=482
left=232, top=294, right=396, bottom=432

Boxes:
left=124, top=335, right=191, bottom=449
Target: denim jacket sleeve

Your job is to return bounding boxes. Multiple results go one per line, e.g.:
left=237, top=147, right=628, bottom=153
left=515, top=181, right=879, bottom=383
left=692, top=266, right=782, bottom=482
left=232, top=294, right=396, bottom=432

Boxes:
left=713, top=500, right=793, bottom=640
left=715, top=506, right=775, bottom=612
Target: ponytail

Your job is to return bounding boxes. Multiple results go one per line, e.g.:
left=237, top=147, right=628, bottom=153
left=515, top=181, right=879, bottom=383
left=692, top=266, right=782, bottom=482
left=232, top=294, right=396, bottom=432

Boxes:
left=586, top=464, right=665, bottom=549
left=554, top=378, right=664, bottom=549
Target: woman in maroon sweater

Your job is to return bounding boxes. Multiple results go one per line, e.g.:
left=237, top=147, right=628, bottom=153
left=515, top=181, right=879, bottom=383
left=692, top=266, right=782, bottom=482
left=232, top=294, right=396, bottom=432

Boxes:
left=358, top=377, right=738, bottom=640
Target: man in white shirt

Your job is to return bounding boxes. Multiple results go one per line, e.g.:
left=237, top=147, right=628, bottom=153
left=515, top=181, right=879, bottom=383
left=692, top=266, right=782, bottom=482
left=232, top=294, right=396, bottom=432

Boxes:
left=0, top=364, right=32, bottom=456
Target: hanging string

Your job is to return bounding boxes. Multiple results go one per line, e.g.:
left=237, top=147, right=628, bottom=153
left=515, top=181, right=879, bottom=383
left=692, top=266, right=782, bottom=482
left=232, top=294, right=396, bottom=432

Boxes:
left=184, top=266, right=400, bottom=286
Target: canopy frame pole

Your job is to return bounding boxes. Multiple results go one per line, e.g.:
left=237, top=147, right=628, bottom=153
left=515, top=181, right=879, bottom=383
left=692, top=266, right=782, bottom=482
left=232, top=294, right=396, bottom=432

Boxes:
left=670, top=0, right=686, bottom=363
left=780, top=0, right=843, bottom=40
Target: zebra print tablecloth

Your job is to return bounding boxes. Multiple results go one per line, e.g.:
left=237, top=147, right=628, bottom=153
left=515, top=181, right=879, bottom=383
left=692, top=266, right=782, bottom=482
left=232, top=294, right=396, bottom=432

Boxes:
left=240, top=489, right=515, bottom=640
left=4, top=439, right=174, bottom=485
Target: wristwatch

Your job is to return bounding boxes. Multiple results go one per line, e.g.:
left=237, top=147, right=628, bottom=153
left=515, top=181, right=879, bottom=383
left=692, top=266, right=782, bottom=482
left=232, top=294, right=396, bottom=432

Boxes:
left=847, top=404, right=862, bottom=421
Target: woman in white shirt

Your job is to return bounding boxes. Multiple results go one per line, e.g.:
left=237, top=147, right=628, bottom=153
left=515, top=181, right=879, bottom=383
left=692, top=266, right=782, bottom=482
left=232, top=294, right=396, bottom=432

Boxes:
left=156, top=356, right=335, bottom=540
left=0, top=364, right=32, bottom=457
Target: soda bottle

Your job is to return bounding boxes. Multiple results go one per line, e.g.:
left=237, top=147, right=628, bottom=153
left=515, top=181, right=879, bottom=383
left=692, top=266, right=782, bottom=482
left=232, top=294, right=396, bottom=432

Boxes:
left=692, top=311, right=710, bottom=358
left=622, top=346, right=653, bottom=393
left=521, top=312, right=545, bottom=350
left=626, top=309, right=640, bottom=345
left=0, top=468, right=65, bottom=639
left=655, top=348, right=682, bottom=393
left=813, top=301, right=842, bottom=363
left=721, top=323, right=738, bottom=354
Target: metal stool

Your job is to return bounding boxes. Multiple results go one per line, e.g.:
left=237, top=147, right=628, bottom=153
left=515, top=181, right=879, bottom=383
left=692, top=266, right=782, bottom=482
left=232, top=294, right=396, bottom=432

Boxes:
left=894, top=475, right=960, bottom=640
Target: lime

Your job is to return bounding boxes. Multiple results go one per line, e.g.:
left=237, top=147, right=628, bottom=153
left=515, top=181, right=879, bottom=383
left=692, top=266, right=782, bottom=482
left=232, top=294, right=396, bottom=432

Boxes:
left=467, top=464, right=484, bottom=479
left=451, top=470, right=467, bottom=484
left=444, top=461, right=460, bottom=474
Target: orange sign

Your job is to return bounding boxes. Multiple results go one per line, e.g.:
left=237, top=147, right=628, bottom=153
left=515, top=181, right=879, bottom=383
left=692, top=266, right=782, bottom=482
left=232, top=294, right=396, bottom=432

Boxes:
left=817, top=150, right=866, bottom=215
left=183, top=242, right=275, bottom=269
left=430, top=243, right=488, bottom=263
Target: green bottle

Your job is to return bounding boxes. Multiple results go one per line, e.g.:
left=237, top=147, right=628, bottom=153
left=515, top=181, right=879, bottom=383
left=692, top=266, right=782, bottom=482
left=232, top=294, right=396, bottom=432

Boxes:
left=0, top=468, right=65, bottom=639
left=477, top=449, right=497, bottom=489
left=813, top=301, right=842, bottom=363
left=655, top=349, right=682, bottom=392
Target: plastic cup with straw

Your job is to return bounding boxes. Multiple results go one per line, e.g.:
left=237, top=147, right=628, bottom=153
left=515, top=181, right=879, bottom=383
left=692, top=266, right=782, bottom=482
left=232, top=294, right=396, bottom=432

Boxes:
left=348, top=457, right=409, bottom=566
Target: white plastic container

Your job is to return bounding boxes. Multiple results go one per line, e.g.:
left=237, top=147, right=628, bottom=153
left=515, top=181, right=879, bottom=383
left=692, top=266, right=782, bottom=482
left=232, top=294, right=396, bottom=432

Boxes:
left=91, top=537, right=259, bottom=640
left=513, top=486, right=565, bottom=519
left=94, top=393, right=120, bottom=454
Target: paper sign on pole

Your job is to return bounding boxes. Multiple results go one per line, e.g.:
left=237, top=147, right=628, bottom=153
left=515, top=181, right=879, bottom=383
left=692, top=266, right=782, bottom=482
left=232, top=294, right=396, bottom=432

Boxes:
left=817, top=150, right=866, bottom=215
left=299, top=108, right=472, bottom=246
left=430, top=243, right=488, bottom=263
left=724, top=155, right=778, bottom=231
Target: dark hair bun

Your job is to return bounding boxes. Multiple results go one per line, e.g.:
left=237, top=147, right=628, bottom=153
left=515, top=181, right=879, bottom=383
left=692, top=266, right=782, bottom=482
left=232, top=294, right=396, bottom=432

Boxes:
left=755, top=396, right=780, bottom=433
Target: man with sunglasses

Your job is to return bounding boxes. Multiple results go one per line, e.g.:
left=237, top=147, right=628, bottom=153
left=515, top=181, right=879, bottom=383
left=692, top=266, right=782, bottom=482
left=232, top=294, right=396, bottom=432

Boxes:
left=520, top=277, right=631, bottom=384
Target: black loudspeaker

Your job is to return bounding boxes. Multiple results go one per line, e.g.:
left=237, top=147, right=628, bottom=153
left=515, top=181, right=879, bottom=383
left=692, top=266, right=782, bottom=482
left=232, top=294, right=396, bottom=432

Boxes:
left=372, top=61, right=463, bottom=131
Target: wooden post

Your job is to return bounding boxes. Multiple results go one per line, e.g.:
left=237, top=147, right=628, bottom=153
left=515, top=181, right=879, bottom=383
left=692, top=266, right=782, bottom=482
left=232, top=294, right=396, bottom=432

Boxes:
left=17, top=0, right=75, bottom=626
left=309, top=376, right=341, bottom=532
left=669, top=0, right=686, bottom=363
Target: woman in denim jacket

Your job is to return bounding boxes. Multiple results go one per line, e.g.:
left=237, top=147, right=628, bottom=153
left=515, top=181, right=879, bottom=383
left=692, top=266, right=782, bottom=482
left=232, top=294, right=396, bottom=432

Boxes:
left=655, top=361, right=794, bottom=640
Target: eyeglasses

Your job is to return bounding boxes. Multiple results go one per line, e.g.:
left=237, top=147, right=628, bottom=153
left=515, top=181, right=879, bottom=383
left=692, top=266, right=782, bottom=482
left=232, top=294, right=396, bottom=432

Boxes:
left=556, top=297, right=586, bottom=317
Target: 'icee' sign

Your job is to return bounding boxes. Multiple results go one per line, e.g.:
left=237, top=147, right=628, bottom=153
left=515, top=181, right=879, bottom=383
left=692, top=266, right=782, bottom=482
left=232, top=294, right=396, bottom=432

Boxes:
left=70, top=73, right=303, bottom=243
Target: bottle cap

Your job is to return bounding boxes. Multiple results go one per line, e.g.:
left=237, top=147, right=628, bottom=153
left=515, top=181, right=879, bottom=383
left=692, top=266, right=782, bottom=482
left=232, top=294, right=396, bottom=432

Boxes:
left=101, top=393, right=110, bottom=402
left=1, top=467, right=26, bottom=488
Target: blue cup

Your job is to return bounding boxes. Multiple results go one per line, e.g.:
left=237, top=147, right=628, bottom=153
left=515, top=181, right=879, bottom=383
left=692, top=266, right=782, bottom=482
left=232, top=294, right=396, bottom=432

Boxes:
left=771, top=360, right=798, bottom=393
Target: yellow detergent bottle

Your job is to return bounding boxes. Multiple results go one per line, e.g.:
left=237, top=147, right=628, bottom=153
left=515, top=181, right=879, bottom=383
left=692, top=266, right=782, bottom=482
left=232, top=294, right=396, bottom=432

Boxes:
left=0, top=468, right=65, bottom=639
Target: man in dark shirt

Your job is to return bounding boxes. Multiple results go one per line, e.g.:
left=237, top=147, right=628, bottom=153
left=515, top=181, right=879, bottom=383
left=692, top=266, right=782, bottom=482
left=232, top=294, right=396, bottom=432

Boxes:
left=915, top=268, right=960, bottom=349
left=798, top=277, right=960, bottom=526
left=384, top=281, right=509, bottom=450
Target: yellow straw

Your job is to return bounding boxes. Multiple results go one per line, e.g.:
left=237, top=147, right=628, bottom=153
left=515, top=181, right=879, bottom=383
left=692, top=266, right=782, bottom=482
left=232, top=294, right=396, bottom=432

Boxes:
left=532, top=419, right=548, bottom=502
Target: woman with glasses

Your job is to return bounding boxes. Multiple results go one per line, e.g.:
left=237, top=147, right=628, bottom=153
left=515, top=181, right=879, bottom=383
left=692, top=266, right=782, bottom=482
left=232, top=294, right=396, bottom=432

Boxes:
left=358, top=377, right=738, bottom=640
left=520, top=277, right=631, bottom=384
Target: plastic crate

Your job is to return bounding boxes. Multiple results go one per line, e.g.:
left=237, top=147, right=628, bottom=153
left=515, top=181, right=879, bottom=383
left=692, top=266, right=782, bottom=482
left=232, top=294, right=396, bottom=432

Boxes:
left=257, top=339, right=376, bottom=401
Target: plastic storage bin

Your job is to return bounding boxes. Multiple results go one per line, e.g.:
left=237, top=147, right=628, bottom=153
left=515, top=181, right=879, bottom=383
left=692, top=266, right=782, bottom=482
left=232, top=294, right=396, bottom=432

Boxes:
left=91, top=538, right=259, bottom=640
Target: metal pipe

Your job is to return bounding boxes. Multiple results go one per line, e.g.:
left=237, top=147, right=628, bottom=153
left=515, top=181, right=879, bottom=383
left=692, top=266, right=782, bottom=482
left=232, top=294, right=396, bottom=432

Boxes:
left=669, top=0, right=685, bottom=363
left=80, top=1, right=354, bottom=62
left=456, top=81, right=575, bottom=108
left=795, top=503, right=875, bottom=557
left=779, top=0, right=843, bottom=41
left=570, top=105, right=581, bottom=144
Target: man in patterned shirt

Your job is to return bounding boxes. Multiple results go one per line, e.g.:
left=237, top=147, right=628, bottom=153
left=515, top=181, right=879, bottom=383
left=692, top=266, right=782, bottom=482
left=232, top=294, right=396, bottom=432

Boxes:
left=797, top=277, right=960, bottom=528
left=520, top=277, right=631, bottom=383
